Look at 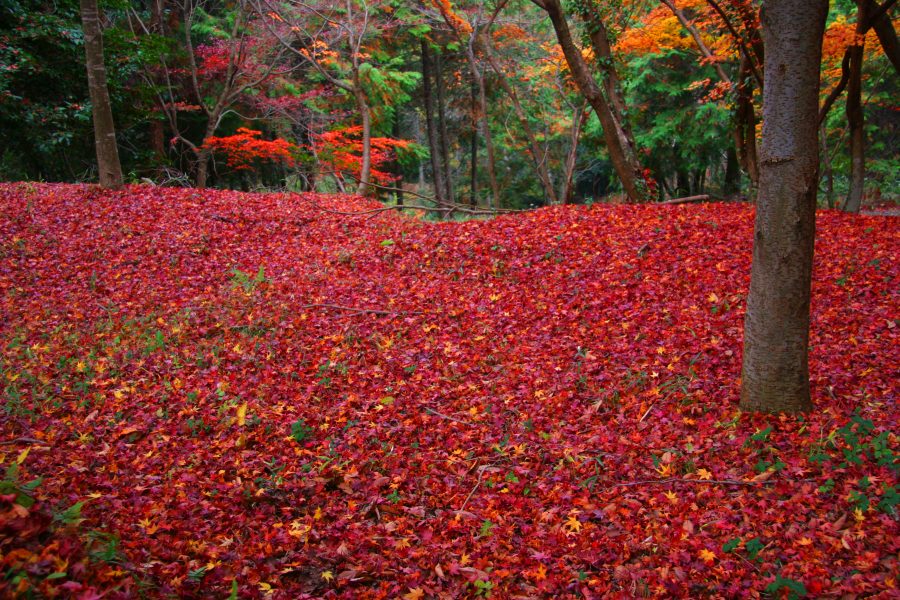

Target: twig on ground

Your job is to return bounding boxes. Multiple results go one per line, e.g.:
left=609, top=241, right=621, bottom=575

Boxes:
left=300, top=303, right=422, bottom=317
left=424, top=407, right=476, bottom=427
left=0, top=437, right=46, bottom=446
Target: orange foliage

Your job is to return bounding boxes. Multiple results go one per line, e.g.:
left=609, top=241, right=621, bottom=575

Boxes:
left=314, top=126, right=410, bottom=184
left=202, top=128, right=298, bottom=170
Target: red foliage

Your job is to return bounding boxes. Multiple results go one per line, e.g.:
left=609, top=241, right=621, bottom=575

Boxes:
left=0, top=183, right=897, bottom=598
left=202, top=128, right=298, bottom=170
left=314, top=126, right=410, bottom=184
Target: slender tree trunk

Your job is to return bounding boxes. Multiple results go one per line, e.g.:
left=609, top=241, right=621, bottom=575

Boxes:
left=724, top=146, right=740, bottom=196
left=465, top=34, right=500, bottom=207
left=80, top=0, right=123, bottom=189
left=844, top=1, right=867, bottom=213
left=470, top=80, right=478, bottom=207
left=421, top=40, right=447, bottom=205
left=735, top=57, right=760, bottom=191
left=481, top=33, right=558, bottom=204
left=355, top=87, right=372, bottom=196
left=561, top=101, right=587, bottom=204
left=819, top=122, right=835, bottom=209
left=392, top=111, right=404, bottom=207
left=532, top=0, right=649, bottom=202
left=435, top=50, right=454, bottom=203
left=740, top=0, right=828, bottom=414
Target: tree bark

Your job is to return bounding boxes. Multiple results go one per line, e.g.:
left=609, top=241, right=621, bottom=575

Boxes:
left=354, top=87, right=373, bottom=196
left=844, top=1, right=868, bottom=213
left=870, top=0, right=900, bottom=74
left=435, top=50, right=454, bottom=203
left=740, top=0, right=828, bottom=414
left=469, top=80, right=479, bottom=207
left=421, top=40, right=447, bottom=205
left=531, top=0, right=649, bottom=203
left=80, top=0, right=123, bottom=189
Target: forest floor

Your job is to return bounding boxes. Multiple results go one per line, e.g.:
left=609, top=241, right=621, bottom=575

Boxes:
left=0, top=182, right=897, bottom=599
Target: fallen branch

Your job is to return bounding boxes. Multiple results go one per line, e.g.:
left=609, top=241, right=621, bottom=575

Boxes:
left=608, top=477, right=776, bottom=489
left=658, top=194, right=710, bottom=205
left=0, top=437, right=46, bottom=446
left=424, top=407, right=476, bottom=426
left=300, top=303, right=421, bottom=317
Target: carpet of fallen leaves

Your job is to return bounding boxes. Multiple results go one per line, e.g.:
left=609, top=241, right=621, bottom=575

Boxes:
left=0, top=182, right=897, bottom=599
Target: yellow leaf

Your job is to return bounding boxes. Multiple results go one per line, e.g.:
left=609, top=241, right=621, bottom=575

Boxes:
left=320, top=570, right=333, bottom=582
left=237, top=402, right=248, bottom=427
left=664, top=490, right=678, bottom=504
left=853, top=508, right=865, bottom=523
left=708, top=292, right=719, bottom=303
left=394, top=537, right=411, bottom=549
left=403, top=587, right=425, bottom=600
left=313, top=507, right=323, bottom=521
left=16, top=448, right=30, bottom=464
left=258, top=582, right=272, bottom=592
left=696, top=468, right=712, bottom=481
left=533, top=564, right=547, bottom=581
left=564, top=513, right=582, bottom=534
left=699, top=549, right=716, bottom=563
left=460, top=553, right=470, bottom=566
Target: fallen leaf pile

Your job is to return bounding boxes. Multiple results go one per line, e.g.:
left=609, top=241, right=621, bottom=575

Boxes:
left=0, top=183, right=897, bottom=598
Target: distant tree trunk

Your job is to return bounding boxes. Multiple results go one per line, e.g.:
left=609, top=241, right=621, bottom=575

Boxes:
left=482, top=32, right=558, bottom=204
left=80, top=0, right=123, bottom=189
left=724, top=146, right=740, bottom=196
left=531, top=0, right=649, bottom=203
left=735, top=57, right=760, bottom=191
left=354, top=86, right=373, bottom=196
left=470, top=80, right=478, bottom=207
left=740, top=0, right=828, bottom=413
left=561, top=101, right=587, bottom=204
left=465, top=32, right=500, bottom=207
left=435, top=50, right=454, bottom=203
left=844, top=0, right=867, bottom=213
left=392, top=111, right=404, bottom=207
left=819, top=122, right=836, bottom=209
left=421, top=40, right=447, bottom=205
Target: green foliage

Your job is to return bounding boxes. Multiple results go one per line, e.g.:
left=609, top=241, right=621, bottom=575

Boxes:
left=291, top=419, right=313, bottom=443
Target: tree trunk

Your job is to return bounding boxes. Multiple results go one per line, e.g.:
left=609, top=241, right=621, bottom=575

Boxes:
left=561, top=101, right=587, bottom=204
left=435, top=50, right=454, bottom=203
left=465, top=34, right=500, bottom=207
left=355, top=88, right=372, bottom=196
left=481, top=33, right=558, bottom=204
left=740, top=0, right=828, bottom=414
left=421, top=40, right=447, bottom=205
left=724, top=146, right=740, bottom=196
left=844, top=1, right=867, bottom=213
left=80, top=0, right=123, bottom=189
left=470, top=80, right=478, bottom=207
left=532, top=0, right=649, bottom=203
left=819, top=122, right=835, bottom=209
left=870, top=0, right=900, bottom=74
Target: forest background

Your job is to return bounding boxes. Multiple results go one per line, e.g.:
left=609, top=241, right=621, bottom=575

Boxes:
left=1, top=0, right=896, bottom=211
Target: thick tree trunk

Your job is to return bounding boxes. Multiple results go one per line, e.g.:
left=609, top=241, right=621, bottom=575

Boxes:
left=740, top=0, right=828, bottom=414
left=435, top=51, right=454, bottom=203
left=421, top=41, right=447, bottom=205
left=80, top=0, right=123, bottom=189
left=533, top=0, right=649, bottom=203
left=844, top=1, right=867, bottom=213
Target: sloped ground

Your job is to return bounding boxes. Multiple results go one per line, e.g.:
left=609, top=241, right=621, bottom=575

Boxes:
left=0, top=182, right=897, bottom=598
